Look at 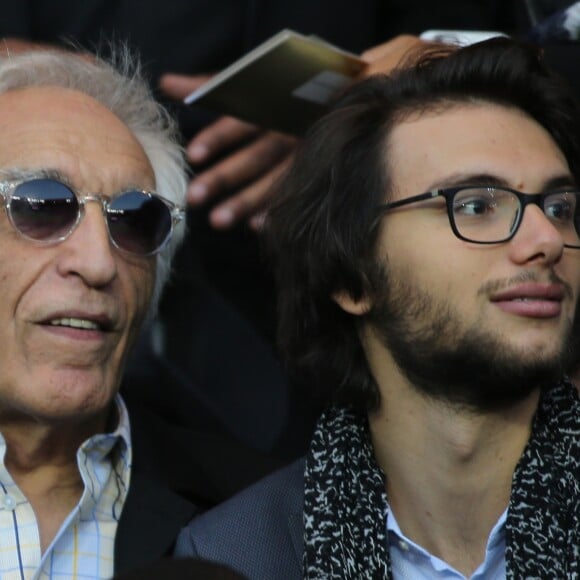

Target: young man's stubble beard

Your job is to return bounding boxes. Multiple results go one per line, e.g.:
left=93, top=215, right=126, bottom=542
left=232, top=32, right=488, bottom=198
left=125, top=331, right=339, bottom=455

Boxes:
left=365, top=259, right=580, bottom=413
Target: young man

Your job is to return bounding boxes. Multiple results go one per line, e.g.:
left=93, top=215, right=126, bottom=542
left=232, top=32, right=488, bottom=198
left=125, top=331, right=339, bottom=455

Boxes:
left=176, top=38, right=580, bottom=578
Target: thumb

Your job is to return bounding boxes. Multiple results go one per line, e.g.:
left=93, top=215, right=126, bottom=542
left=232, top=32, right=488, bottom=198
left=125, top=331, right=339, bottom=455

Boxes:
left=159, top=73, right=213, bottom=100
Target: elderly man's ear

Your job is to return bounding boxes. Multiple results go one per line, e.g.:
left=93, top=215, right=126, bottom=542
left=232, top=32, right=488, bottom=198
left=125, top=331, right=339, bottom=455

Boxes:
left=331, top=290, right=372, bottom=316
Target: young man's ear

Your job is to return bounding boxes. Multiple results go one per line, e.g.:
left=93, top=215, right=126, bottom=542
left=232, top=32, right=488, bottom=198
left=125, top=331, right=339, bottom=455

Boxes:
left=331, top=290, right=372, bottom=316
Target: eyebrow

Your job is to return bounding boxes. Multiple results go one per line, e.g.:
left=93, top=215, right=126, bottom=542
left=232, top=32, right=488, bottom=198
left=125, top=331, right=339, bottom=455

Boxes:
left=0, top=168, right=156, bottom=194
left=543, top=175, right=578, bottom=191
left=0, top=167, right=73, bottom=185
left=428, top=172, right=577, bottom=192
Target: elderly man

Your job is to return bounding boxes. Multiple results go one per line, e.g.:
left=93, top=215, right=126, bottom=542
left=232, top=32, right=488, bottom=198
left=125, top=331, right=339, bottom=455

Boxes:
left=0, top=50, right=188, bottom=578
left=0, top=50, right=260, bottom=578
left=176, top=38, right=580, bottom=578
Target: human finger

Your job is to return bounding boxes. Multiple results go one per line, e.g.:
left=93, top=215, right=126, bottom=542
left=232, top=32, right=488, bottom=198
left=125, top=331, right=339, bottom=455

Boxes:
left=209, top=155, right=293, bottom=229
left=159, top=73, right=212, bottom=100
left=360, top=35, right=426, bottom=77
left=185, top=116, right=261, bottom=165
left=188, top=131, right=295, bottom=205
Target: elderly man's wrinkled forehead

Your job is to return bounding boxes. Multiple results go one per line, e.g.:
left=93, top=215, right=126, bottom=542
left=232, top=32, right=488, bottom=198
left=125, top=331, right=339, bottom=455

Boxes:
left=0, top=85, right=155, bottom=193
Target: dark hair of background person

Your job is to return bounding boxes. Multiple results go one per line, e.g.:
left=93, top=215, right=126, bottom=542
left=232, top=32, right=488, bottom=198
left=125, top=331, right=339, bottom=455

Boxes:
left=264, top=37, right=580, bottom=413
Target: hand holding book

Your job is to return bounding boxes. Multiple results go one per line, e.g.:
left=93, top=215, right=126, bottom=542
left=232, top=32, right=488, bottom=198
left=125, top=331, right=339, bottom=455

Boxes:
left=160, top=31, right=488, bottom=229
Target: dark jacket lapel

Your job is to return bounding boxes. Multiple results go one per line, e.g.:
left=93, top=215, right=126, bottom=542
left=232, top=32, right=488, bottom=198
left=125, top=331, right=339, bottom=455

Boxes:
left=114, top=469, right=198, bottom=575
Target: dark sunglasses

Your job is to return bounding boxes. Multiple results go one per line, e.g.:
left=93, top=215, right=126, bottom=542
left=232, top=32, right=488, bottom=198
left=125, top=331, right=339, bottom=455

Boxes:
left=0, top=177, right=185, bottom=256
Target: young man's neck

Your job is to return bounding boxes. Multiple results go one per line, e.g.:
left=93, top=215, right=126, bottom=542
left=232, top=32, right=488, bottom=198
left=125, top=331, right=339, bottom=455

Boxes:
left=368, top=375, right=540, bottom=576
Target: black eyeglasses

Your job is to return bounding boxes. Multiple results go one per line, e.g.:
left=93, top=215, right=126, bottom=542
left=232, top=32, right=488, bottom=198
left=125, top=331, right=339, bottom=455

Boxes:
left=0, top=177, right=185, bottom=256
left=377, top=185, right=580, bottom=249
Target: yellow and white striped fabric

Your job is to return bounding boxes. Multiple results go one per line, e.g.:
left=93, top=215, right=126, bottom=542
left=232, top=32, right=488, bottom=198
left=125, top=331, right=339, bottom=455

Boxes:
left=0, top=396, right=132, bottom=580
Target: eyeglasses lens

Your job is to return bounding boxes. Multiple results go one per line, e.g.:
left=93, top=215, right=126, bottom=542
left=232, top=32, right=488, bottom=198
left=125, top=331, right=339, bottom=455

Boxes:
left=452, top=188, right=521, bottom=243
left=10, top=179, right=78, bottom=241
left=544, top=191, right=580, bottom=248
left=452, top=187, right=580, bottom=247
left=107, top=191, right=172, bottom=255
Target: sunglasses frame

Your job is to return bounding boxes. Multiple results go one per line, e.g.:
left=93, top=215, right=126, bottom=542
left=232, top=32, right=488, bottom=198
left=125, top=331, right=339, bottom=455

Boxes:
left=0, top=177, right=186, bottom=256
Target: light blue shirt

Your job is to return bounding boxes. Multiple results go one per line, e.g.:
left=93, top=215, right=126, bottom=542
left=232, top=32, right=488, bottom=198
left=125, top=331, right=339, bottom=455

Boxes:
left=387, top=506, right=507, bottom=579
left=0, top=395, right=132, bottom=579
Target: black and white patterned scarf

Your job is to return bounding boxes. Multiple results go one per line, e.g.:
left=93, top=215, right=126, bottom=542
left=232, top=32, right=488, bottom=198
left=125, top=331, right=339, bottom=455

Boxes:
left=303, top=381, right=580, bottom=579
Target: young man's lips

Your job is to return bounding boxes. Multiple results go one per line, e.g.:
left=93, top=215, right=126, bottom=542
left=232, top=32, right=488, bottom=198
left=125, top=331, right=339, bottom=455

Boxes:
left=490, top=283, right=565, bottom=318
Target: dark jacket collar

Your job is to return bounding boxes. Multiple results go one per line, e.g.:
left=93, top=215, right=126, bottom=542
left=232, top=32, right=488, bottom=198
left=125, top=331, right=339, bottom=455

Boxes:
left=114, top=468, right=198, bottom=574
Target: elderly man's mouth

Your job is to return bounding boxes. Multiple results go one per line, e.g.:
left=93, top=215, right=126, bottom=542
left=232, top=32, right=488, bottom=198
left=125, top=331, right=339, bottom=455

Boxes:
left=49, top=317, right=101, bottom=330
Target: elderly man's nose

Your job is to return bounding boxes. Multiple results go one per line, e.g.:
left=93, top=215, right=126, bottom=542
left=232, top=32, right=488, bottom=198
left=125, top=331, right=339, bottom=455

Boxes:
left=56, top=203, right=118, bottom=286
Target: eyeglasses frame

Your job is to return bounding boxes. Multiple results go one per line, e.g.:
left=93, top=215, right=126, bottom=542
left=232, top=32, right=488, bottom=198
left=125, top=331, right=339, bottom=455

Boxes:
left=376, top=184, right=580, bottom=249
left=0, top=177, right=186, bottom=256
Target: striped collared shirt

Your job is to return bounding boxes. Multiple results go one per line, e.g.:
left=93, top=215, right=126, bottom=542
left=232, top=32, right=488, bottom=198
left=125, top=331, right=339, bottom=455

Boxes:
left=0, top=395, right=132, bottom=580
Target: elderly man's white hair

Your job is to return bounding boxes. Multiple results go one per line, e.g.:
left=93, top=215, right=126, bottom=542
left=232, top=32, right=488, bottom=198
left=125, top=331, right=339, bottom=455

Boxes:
left=0, top=48, right=188, bottom=312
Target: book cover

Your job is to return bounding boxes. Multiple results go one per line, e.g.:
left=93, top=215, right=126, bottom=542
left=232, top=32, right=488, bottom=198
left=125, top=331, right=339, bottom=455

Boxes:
left=185, top=29, right=366, bottom=135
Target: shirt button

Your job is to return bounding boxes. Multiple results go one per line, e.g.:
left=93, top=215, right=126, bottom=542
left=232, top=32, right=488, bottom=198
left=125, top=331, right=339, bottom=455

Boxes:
left=2, top=494, right=16, bottom=510
left=398, top=540, right=410, bottom=552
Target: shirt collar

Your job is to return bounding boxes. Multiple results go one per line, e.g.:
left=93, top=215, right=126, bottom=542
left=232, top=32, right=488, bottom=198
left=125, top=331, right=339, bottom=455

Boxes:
left=78, top=394, right=131, bottom=460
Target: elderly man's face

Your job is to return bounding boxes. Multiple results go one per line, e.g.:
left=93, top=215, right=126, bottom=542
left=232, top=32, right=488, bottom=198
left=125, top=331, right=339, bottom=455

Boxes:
left=361, top=102, right=580, bottom=410
left=0, top=86, right=156, bottom=423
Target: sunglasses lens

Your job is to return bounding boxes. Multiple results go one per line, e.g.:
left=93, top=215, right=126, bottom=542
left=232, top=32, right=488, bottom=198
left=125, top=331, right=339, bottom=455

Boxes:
left=107, top=191, right=172, bottom=255
left=10, top=179, right=78, bottom=241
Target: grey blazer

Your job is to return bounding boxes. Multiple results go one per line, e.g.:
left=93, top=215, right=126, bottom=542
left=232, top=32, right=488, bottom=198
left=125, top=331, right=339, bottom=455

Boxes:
left=175, top=459, right=305, bottom=580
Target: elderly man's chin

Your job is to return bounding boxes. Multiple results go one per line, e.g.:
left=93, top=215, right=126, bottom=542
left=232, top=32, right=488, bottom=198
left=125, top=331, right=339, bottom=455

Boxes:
left=4, top=325, right=132, bottom=422
left=0, top=366, right=120, bottom=425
